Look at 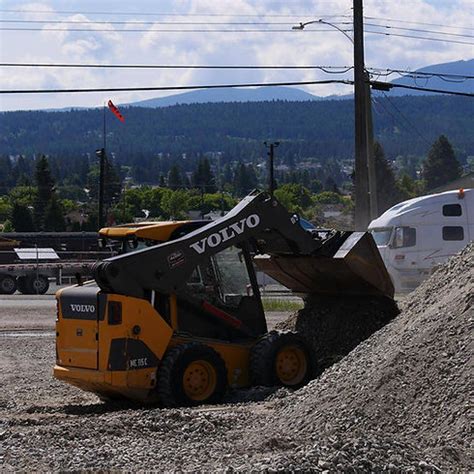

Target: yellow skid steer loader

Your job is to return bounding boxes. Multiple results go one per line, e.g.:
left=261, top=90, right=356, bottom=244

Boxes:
left=54, top=192, right=393, bottom=407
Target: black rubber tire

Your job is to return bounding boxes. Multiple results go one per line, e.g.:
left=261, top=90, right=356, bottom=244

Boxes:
left=25, top=275, right=50, bottom=295
left=250, top=331, right=314, bottom=389
left=156, top=342, right=227, bottom=408
left=0, top=275, right=17, bottom=295
left=17, top=276, right=29, bottom=294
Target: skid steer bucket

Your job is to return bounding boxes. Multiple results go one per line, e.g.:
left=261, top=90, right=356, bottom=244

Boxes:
left=254, top=232, right=394, bottom=298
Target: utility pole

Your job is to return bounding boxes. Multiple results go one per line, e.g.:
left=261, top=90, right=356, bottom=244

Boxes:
left=96, top=103, right=107, bottom=228
left=353, top=0, right=371, bottom=230
left=96, top=147, right=106, bottom=228
left=264, top=141, right=280, bottom=196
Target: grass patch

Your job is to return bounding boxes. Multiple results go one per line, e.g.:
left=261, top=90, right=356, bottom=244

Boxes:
left=262, top=298, right=303, bottom=312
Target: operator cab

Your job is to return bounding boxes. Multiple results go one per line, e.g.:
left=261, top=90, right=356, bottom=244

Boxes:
left=176, top=243, right=266, bottom=340
left=98, top=220, right=266, bottom=341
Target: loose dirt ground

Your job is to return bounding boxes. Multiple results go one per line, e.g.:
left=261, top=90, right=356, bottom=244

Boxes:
left=0, top=251, right=469, bottom=474
left=0, top=295, right=293, bottom=471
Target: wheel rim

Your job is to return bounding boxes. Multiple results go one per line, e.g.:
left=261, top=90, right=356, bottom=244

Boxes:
left=31, top=277, right=47, bottom=293
left=1, top=277, right=15, bottom=293
left=275, top=345, right=308, bottom=386
left=183, top=360, right=217, bottom=401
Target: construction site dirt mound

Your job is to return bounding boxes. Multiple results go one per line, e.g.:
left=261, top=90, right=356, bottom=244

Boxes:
left=263, top=243, right=473, bottom=471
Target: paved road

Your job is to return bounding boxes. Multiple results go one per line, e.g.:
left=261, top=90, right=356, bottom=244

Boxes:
left=0, top=294, right=56, bottom=331
left=0, top=293, right=289, bottom=332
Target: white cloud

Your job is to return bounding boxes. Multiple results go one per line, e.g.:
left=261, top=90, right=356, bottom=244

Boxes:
left=0, top=0, right=472, bottom=110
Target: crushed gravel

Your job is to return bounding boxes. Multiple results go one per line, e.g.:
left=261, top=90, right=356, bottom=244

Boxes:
left=259, top=242, right=473, bottom=471
left=276, top=294, right=399, bottom=371
left=1, top=244, right=472, bottom=471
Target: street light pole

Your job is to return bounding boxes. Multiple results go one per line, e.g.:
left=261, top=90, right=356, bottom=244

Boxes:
left=293, top=3, right=375, bottom=229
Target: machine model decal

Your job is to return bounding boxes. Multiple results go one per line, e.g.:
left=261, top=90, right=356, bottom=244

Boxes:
left=128, top=357, right=148, bottom=369
left=167, top=250, right=186, bottom=269
left=107, top=338, right=159, bottom=371
left=189, top=214, right=260, bottom=254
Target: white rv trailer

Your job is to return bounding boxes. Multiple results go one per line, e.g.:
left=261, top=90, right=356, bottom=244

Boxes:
left=368, top=188, right=473, bottom=293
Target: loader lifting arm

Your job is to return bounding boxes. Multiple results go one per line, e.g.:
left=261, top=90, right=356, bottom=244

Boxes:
left=93, top=191, right=394, bottom=299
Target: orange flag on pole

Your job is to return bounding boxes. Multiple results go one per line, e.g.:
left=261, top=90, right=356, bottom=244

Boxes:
left=107, top=100, right=125, bottom=122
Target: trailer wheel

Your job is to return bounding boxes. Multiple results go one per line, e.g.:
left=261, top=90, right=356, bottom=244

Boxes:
left=250, top=331, right=313, bottom=389
left=157, top=342, right=227, bottom=408
left=17, top=276, right=29, bottom=294
left=0, top=275, right=17, bottom=295
left=26, top=275, right=50, bottom=295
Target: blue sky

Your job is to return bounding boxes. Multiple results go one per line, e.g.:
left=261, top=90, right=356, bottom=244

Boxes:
left=0, top=0, right=472, bottom=111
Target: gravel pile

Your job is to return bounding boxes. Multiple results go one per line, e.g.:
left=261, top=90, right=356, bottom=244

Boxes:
left=257, top=243, right=473, bottom=471
left=1, top=245, right=471, bottom=471
left=276, top=294, right=399, bottom=371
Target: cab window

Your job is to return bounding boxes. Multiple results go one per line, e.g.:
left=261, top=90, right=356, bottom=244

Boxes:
left=442, top=226, right=464, bottom=241
left=442, top=204, right=462, bottom=217
left=393, top=226, right=416, bottom=248
left=370, top=227, right=393, bottom=246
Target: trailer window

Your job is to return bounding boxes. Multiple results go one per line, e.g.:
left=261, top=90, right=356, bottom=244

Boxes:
left=370, top=227, right=393, bottom=246
left=442, top=226, right=464, bottom=241
left=393, top=226, right=416, bottom=248
left=443, top=204, right=462, bottom=217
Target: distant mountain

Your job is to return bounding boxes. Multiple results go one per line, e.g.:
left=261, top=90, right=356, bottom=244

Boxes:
left=127, top=86, right=320, bottom=108
left=125, top=59, right=473, bottom=108
left=384, top=59, right=474, bottom=96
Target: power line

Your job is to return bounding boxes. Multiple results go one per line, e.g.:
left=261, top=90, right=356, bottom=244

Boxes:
left=367, top=67, right=474, bottom=81
left=1, top=25, right=471, bottom=44
left=0, top=19, right=299, bottom=26
left=0, top=27, right=352, bottom=33
left=364, top=16, right=474, bottom=31
left=364, top=29, right=473, bottom=45
left=2, top=78, right=470, bottom=97
left=0, top=63, right=354, bottom=73
left=378, top=92, right=431, bottom=145
left=371, top=80, right=474, bottom=97
left=2, top=62, right=469, bottom=83
left=4, top=18, right=471, bottom=40
left=371, top=95, right=426, bottom=145
left=0, top=8, right=350, bottom=18
left=0, top=79, right=354, bottom=94
left=364, top=22, right=474, bottom=39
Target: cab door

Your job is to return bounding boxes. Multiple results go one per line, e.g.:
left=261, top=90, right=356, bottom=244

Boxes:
left=56, top=285, right=100, bottom=370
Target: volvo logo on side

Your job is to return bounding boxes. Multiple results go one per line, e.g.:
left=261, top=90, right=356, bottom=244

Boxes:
left=70, top=304, right=95, bottom=313
left=189, top=214, right=260, bottom=254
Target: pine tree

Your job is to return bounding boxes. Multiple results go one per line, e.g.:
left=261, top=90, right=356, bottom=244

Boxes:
left=43, top=195, right=66, bottom=231
left=10, top=202, right=35, bottom=231
left=104, top=158, right=122, bottom=208
left=33, top=155, right=55, bottom=230
left=167, top=165, right=183, bottom=189
left=192, top=158, right=216, bottom=193
left=423, top=135, right=462, bottom=190
left=374, top=142, right=403, bottom=214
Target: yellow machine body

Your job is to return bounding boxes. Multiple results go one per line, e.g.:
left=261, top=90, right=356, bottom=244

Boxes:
left=54, top=285, right=253, bottom=402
